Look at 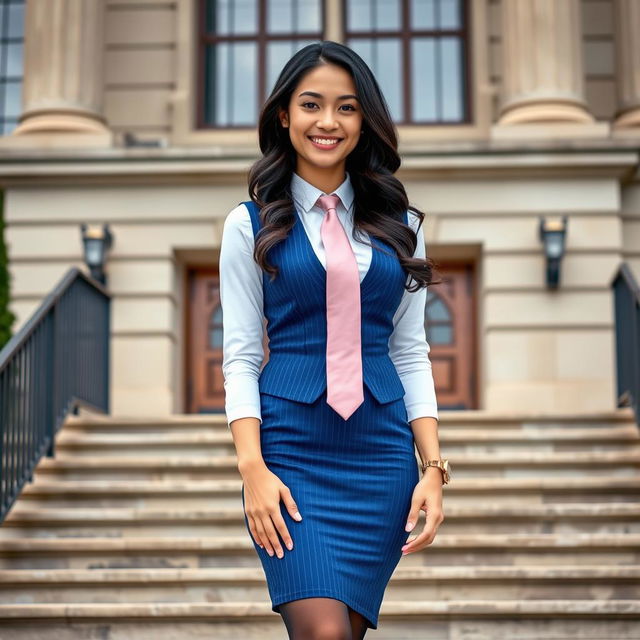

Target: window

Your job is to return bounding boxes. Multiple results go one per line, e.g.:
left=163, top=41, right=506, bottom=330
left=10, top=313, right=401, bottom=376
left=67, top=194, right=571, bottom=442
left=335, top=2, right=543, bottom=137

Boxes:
left=198, top=0, right=325, bottom=128
left=0, top=0, right=24, bottom=135
left=425, top=289, right=453, bottom=345
left=345, top=0, right=470, bottom=124
left=195, top=0, right=472, bottom=131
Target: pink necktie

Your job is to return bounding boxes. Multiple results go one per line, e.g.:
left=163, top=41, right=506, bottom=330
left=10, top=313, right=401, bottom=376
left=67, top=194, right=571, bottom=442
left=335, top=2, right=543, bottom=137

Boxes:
left=316, top=194, right=364, bottom=420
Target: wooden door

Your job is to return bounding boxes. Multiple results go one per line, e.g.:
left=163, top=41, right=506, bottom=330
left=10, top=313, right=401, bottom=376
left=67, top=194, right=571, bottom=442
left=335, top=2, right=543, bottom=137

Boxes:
left=186, top=268, right=268, bottom=414
left=426, top=262, right=477, bottom=410
left=186, top=269, right=225, bottom=414
left=186, top=262, right=477, bottom=414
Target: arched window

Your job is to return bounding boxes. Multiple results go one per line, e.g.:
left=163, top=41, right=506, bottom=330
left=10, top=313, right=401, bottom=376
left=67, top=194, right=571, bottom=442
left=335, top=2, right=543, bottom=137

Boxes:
left=209, top=304, right=224, bottom=349
left=425, top=288, right=453, bottom=345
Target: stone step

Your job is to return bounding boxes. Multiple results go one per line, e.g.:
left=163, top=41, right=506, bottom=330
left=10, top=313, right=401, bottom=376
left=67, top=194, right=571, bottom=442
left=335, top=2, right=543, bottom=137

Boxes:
left=17, top=476, right=640, bottom=510
left=2, top=502, right=639, bottom=539
left=61, top=415, right=230, bottom=434
left=55, top=431, right=237, bottom=457
left=32, top=450, right=640, bottom=482
left=0, top=600, right=638, bottom=640
left=61, top=409, right=634, bottom=434
left=0, top=565, right=638, bottom=606
left=53, top=425, right=640, bottom=457
left=58, top=427, right=640, bottom=444
left=0, top=533, right=638, bottom=570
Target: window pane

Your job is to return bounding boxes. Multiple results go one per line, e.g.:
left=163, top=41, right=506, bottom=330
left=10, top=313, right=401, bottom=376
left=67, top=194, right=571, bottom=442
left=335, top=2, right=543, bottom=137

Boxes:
left=205, top=0, right=223, bottom=33
left=204, top=43, right=224, bottom=124
left=347, top=0, right=401, bottom=33
left=0, top=0, right=24, bottom=136
left=6, top=42, right=22, bottom=78
left=4, top=80, right=21, bottom=118
left=439, top=0, right=460, bottom=29
left=268, top=41, right=294, bottom=92
left=205, top=42, right=257, bottom=126
left=427, top=324, right=452, bottom=345
left=298, top=0, right=322, bottom=31
left=206, top=0, right=257, bottom=35
left=412, top=0, right=460, bottom=29
left=267, top=0, right=321, bottom=33
left=2, top=118, right=16, bottom=135
left=411, top=0, right=436, bottom=29
left=411, top=37, right=437, bottom=121
left=377, top=0, right=401, bottom=30
left=209, top=326, right=223, bottom=348
left=428, top=296, right=450, bottom=322
left=348, top=38, right=402, bottom=121
left=8, top=3, right=24, bottom=38
left=347, top=0, right=370, bottom=32
left=375, top=38, right=402, bottom=119
left=209, top=307, right=223, bottom=349
left=441, top=36, right=463, bottom=121
left=231, top=42, right=257, bottom=125
left=268, top=0, right=294, bottom=33
left=234, top=0, right=258, bottom=33
left=267, top=39, right=316, bottom=97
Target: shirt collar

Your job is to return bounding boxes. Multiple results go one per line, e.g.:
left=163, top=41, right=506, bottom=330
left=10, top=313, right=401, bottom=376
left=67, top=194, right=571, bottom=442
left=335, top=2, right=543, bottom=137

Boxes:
left=290, top=170, right=355, bottom=215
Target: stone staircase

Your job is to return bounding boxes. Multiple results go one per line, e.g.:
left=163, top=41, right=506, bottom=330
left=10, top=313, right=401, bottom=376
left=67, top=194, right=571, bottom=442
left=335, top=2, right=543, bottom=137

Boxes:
left=0, top=410, right=639, bottom=639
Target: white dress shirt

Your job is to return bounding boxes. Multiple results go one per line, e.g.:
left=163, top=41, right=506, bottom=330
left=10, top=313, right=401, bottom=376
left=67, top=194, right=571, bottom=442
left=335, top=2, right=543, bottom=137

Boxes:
left=220, top=170, right=439, bottom=428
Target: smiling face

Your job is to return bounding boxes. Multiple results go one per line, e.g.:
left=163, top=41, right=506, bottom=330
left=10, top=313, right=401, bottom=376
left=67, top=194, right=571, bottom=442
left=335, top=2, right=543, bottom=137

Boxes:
left=279, top=62, right=363, bottom=189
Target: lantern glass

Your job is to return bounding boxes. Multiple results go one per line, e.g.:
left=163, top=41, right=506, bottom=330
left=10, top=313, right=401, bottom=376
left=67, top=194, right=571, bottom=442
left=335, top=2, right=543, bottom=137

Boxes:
left=545, top=231, right=564, bottom=259
left=84, top=238, right=105, bottom=267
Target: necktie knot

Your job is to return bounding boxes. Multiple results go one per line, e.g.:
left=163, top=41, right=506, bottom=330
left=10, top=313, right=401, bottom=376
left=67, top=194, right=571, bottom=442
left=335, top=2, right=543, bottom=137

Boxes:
left=317, top=194, right=341, bottom=215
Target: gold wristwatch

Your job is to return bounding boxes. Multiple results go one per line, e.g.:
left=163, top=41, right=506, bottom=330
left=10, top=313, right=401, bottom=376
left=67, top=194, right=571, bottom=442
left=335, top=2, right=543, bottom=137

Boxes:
left=420, top=458, right=451, bottom=485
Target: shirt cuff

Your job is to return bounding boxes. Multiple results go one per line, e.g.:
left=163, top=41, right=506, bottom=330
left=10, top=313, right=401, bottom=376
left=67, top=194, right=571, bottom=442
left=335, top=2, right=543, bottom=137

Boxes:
left=406, top=403, right=439, bottom=423
left=398, top=369, right=439, bottom=423
left=226, top=406, right=263, bottom=429
left=224, top=375, right=262, bottom=428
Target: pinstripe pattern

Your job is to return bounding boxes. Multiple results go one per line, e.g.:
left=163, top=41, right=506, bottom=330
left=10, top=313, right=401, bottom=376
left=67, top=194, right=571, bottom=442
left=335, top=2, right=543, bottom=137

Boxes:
left=245, top=200, right=407, bottom=405
left=240, top=200, right=418, bottom=631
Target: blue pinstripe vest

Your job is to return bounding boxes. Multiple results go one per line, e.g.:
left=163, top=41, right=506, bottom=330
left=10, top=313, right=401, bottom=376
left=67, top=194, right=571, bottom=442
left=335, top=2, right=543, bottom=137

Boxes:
left=243, top=200, right=408, bottom=406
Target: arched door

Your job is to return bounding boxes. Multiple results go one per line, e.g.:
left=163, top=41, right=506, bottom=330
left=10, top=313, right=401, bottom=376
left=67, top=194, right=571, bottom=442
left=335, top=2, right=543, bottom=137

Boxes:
left=187, top=268, right=268, bottom=414
left=186, top=269, right=225, bottom=413
left=187, top=262, right=477, bottom=414
left=426, top=262, right=477, bottom=410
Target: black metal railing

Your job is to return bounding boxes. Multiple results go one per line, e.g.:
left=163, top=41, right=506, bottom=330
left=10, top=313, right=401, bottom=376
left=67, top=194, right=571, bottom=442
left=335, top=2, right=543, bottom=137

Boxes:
left=0, top=267, right=110, bottom=522
left=612, top=262, right=640, bottom=427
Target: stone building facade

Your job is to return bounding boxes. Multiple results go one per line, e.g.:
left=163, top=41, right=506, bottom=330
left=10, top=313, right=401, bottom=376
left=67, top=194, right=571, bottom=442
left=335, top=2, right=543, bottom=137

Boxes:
left=0, top=0, right=638, bottom=419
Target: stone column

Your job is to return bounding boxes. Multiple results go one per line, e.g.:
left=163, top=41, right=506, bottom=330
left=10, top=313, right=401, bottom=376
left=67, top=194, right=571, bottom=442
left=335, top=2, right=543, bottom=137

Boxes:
left=10, top=0, right=112, bottom=146
left=497, top=0, right=595, bottom=125
left=613, top=0, right=640, bottom=130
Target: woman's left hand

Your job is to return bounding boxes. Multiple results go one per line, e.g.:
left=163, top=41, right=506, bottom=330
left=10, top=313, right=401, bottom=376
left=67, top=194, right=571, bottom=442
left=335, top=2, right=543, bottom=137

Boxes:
left=401, top=468, right=445, bottom=555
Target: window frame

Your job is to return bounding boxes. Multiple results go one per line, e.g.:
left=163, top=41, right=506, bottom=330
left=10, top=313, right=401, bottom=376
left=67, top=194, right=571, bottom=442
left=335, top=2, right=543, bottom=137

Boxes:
left=195, top=0, right=326, bottom=130
left=170, top=0, right=491, bottom=147
left=0, top=0, right=25, bottom=136
left=343, top=0, right=473, bottom=126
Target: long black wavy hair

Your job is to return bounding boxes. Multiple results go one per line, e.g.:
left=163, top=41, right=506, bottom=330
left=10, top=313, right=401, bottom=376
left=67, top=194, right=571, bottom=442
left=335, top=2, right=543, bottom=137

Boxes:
left=247, top=40, right=440, bottom=293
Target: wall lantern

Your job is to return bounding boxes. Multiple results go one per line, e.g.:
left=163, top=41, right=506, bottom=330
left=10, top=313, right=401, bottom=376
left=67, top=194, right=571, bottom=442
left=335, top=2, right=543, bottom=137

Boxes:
left=538, top=215, right=568, bottom=289
left=81, top=223, right=113, bottom=286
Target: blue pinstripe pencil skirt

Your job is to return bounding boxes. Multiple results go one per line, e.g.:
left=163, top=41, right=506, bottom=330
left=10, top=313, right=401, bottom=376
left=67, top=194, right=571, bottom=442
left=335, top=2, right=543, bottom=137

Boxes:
left=241, top=385, right=419, bottom=630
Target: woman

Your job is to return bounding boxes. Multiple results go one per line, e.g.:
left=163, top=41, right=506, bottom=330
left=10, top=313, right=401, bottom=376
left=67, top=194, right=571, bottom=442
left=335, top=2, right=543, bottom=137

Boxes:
left=220, top=40, right=449, bottom=639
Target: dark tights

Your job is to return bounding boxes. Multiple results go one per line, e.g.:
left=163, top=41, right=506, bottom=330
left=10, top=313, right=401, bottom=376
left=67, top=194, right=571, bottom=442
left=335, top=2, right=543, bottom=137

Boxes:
left=279, top=597, right=369, bottom=640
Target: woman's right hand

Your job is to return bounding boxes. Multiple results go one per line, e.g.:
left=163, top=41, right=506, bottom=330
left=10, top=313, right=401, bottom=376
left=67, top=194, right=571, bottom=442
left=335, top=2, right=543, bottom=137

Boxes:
left=240, top=462, right=303, bottom=558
